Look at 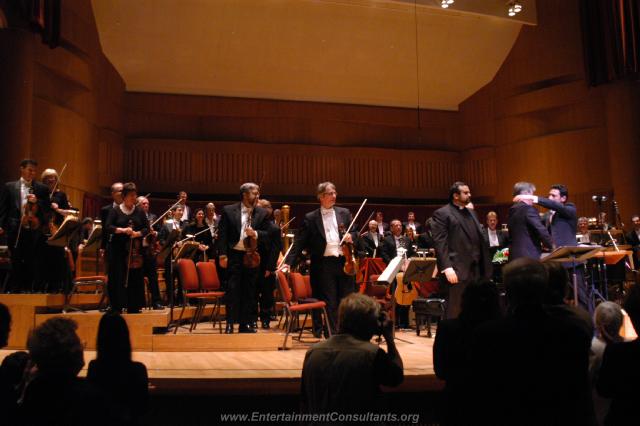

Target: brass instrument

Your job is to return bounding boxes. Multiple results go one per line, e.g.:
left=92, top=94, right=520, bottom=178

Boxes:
left=281, top=204, right=291, bottom=252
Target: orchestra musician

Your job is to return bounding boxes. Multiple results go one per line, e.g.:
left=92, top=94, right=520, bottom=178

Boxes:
left=41, top=168, right=73, bottom=293
left=177, top=191, right=191, bottom=222
left=204, top=202, right=223, bottom=289
left=626, top=214, right=640, bottom=267
left=181, top=208, right=210, bottom=263
left=0, top=159, right=51, bottom=293
left=158, top=205, right=186, bottom=306
left=403, top=212, right=423, bottom=235
left=381, top=219, right=416, bottom=329
left=100, top=182, right=124, bottom=273
left=577, top=217, right=591, bottom=243
left=255, top=199, right=282, bottom=329
left=104, top=182, right=149, bottom=313
left=69, top=217, right=94, bottom=263
left=282, top=182, right=358, bottom=337
left=358, top=220, right=383, bottom=258
left=432, top=182, right=492, bottom=319
left=217, top=182, right=270, bottom=334
left=375, top=211, right=389, bottom=236
left=137, top=196, right=163, bottom=310
left=484, top=211, right=508, bottom=258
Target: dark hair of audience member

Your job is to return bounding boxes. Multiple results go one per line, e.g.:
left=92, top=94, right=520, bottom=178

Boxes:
left=543, top=262, right=570, bottom=305
left=337, top=293, right=380, bottom=341
left=458, top=280, right=502, bottom=324
left=1, top=351, right=30, bottom=388
left=27, top=317, right=84, bottom=377
left=503, top=258, right=548, bottom=310
left=96, top=313, right=132, bottom=365
left=0, top=303, right=10, bottom=348
left=623, top=284, right=640, bottom=334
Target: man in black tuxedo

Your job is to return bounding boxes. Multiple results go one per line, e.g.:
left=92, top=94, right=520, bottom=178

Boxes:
left=159, top=205, right=185, bottom=306
left=217, top=183, right=270, bottom=333
left=255, top=199, right=282, bottom=329
left=177, top=191, right=191, bottom=223
left=403, top=212, right=423, bottom=235
left=0, top=159, right=51, bottom=292
left=374, top=211, right=389, bottom=236
left=514, top=184, right=591, bottom=312
left=100, top=182, right=123, bottom=254
left=432, top=182, right=492, bottom=318
left=508, top=181, right=553, bottom=262
left=358, top=220, right=383, bottom=258
left=484, top=211, right=508, bottom=257
left=283, top=182, right=358, bottom=334
left=137, top=196, right=163, bottom=309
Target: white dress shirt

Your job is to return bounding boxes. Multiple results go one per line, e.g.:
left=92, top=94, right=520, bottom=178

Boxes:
left=233, top=205, right=253, bottom=251
left=19, top=177, right=32, bottom=208
left=488, top=228, right=500, bottom=247
left=321, top=207, right=341, bottom=257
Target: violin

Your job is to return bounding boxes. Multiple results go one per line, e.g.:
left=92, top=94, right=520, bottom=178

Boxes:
left=21, top=187, right=40, bottom=230
left=126, top=220, right=143, bottom=272
left=339, top=223, right=358, bottom=276
left=243, top=203, right=261, bottom=269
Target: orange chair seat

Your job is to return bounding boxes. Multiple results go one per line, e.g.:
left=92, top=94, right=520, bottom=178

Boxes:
left=289, top=301, right=326, bottom=311
left=186, top=291, right=225, bottom=299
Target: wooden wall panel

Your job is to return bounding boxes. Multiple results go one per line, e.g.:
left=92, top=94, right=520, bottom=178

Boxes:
left=123, top=139, right=463, bottom=200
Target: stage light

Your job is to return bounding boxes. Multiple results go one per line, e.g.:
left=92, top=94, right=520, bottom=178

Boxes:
left=441, top=0, right=453, bottom=8
left=507, top=1, right=523, bottom=17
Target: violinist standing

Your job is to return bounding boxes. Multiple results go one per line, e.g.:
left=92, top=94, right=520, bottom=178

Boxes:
left=217, top=183, right=269, bottom=334
left=283, top=182, right=358, bottom=336
left=0, top=159, right=51, bottom=293
left=105, top=183, right=149, bottom=313
left=41, top=168, right=73, bottom=293
left=255, top=199, right=282, bottom=329
left=138, top=196, right=163, bottom=309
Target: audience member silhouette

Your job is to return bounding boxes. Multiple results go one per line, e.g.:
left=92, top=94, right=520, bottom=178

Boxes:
left=21, top=317, right=112, bottom=426
left=590, top=302, right=623, bottom=426
left=87, top=312, right=149, bottom=426
left=544, top=262, right=593, bottom=337
left=301, top=293, right=403, bottom=417
left=597, top=285, right=640, bottom=425
left=0, top=303, right=24, bottom=425
left=470, top=258, right=595, bottom=426
left=433, top=280, right=502, bottom=425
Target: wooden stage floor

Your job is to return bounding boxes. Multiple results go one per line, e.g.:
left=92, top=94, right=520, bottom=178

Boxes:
left=0, top=327, right=441, bottom=395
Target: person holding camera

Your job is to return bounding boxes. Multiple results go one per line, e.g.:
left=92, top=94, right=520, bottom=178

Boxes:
left=301, top=293, right=404, bottom=415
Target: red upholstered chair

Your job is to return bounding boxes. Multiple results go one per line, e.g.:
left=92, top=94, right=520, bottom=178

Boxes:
left=173, top=259, right=223, bottom=333
left=194, top=261, right=225, bottom=333
left=276, top=271, right=331, bottom=350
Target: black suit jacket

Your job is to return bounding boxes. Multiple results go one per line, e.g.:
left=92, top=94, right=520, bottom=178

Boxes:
left=285, top=206, right=355, bottom=267
left=483, top=227, right=509, bottom=251
left=538, top=198, right=577, bottom=248
left=431, top=203, right=492, bottom=282
left=217, top=203, right=269, bottom=256
left=358, top=232, right=383, bottom=258
left=380, top=234, right=415, bottom=265
left=0, top=180, right=50, bottom=234
left=258, top=222, right=283, bottom=272
left=100, top=203, right=116, bottom=250
left=403, top=221, right=423, bottom=235
left=508, top=202, right=553, bottom=261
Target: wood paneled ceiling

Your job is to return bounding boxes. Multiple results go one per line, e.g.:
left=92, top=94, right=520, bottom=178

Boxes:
left=92, top=0, right=536, bottom=111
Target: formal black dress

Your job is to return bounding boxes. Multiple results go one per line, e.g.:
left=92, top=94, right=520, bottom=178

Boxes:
left=42, top=190, right=72, bottom=292
left=105, top=205, right=149, bottom=312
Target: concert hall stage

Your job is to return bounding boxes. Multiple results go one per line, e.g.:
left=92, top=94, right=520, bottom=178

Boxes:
left=0, top=294, right=442, bottom=396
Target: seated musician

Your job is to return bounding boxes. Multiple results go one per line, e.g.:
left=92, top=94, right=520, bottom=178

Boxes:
left=69, top=217, right=94, bottom=262
left=381, top=219, right=415, bottom=329
left=484, top=211, right=508, bottom=258
left=577, top=216, right=591, bottom=244
left=417, top=217, right=435, bottom=249
left=358, top=219, right=382, bottom=258
left=403, top=211, right=423, bottom=235
left=181, top=208, right=210, bottom=263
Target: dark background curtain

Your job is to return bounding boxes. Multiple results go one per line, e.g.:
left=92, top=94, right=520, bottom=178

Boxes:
left=581, top=0, right=640, bottom=86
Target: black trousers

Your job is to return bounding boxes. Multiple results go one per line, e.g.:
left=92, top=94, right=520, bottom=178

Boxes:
left=226, top=249, right=259, bottom=325
left=142, top=250, right=161, bottom=305
left=440, top=261, right=481, bottom=319
left=256, top=269, right=275, bottom=322
left=40, top=245, right=70, bottom=293
left=7, top=227, right=45, bottom=293
left=107, top=245, right=145, bottom=312
left=310, top=256, right=355, bottom=333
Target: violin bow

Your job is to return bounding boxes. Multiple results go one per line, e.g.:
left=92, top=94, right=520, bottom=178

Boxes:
left=339, top=199, right=368, bottom=245
left=49, top=163, right=68, bottom=200
left=357, top=210, right=376, bottom=235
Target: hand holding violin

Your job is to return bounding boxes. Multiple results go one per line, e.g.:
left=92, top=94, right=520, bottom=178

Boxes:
left=245, top=226, right=257, bottom=239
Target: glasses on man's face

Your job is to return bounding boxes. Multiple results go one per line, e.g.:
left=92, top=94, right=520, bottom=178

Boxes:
left=323, top=191, right=337, bottom=197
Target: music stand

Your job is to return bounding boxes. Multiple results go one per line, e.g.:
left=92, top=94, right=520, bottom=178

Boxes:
left=47, top=216, right=80, bottom=248
left=403, top=257, right=437, bottom=283
left=541, top=246, right=602, bottom=309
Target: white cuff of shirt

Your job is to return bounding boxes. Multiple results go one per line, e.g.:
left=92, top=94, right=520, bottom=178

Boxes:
left=443, top=267, right=454, bottom=274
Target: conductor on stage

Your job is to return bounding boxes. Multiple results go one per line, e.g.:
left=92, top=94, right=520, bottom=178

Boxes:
left=282, top=182, right=358, bottom=335
left=431, top=182, right=492, bottom=319
left=217, top=182, right=270, bottom=334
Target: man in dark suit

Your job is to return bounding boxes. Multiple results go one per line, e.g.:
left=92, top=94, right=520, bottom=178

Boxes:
left=484, top=211, right=508, bottom=257
left=374, top=211, right=389, bottom=236
left=100, top=182, right=123, bottom=253
left=283, top=182, right=358, bottom=335
left=0, top=159, right=51, bottom=292
left=177, top=191, right=191, bottom=223
left=431, top=181, right=492, bottom=318
left=626, top=214, right=640, bottom=266
left=403, top=212, right=423, bottom=235
left=508, top=181, right=553, bottom=262
left=358, top=220, right=383, bottom=258
left=137, top=196, right=163, bottom=309
left=514, top=184, right=591, bottom=312
left=255, top=199, right=282, bottom=329
left=217, top=182, right=270, bottom=333
left=158, top=205, right=185, bottom=306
